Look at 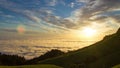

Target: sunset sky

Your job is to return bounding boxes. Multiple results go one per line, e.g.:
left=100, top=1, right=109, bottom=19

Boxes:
left=0, top=0, right=120, bottom=40
left=0, top=0, right=120, bottom=58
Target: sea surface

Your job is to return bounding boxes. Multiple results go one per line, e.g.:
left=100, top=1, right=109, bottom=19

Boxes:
left=0, top=39, right=97, bottom=59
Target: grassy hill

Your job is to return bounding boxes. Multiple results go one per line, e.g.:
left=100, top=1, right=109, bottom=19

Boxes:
left=113, top=64, right=120, bottom=68
left=39, top=28, right=120, bottom=68
left=0, top=64, right=62, bottom=68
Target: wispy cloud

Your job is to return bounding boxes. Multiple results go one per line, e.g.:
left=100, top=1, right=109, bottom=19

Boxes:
left=45, top=0, right=58, bottom=6
left=0, top=0, right=69, bottom=33
left=76, top=0, right=89, bottom=3
left=69, top=0, right=120, bottom=29
left=0, top=11, right=3, bottom=14
left=0, top=14, right=14, bottom=18
left=0, top=0, right=120, bottom=34
left=0, top=0, right=75, bottom=30
left=69, top=2, right=75, bottom=8
left=74, top=0, right=120, bottom=22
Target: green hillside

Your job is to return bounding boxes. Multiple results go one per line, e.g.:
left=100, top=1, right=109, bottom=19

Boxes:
left=113, top=64, right=120, bottom=68
left=89, top=51, right=120, bottom=68
left=39, top=28, right=120, bottom=68
left=0, top=64, right=62, bottom=68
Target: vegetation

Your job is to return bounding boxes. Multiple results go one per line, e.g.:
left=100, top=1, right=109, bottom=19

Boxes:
left=0, top=64, right=62, bottom=68
left=0, top=53, right=25, bottom=65
left=113, top=64, right=120, bottom=68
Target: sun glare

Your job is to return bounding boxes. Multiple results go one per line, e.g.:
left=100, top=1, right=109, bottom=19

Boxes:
left=17, top=25, right=25, bottom=34
left=82, top=27, right=96, bottom=37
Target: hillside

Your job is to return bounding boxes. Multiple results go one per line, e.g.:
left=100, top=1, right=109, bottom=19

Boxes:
left=113, top=64, right=120, bottom=68
left=39, top=28, right=120, bottom=68
left=0, top=64, right=62, bottom=68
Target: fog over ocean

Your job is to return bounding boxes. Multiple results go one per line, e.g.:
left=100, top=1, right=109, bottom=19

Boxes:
left=0, top=39, right=96, bottom=59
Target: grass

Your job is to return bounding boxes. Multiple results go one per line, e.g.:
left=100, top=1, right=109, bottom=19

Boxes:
left=0, top=64, right=62, bottom=68
left=113, top=64, right=120, bottom=68
left=88, top=51, right=120, bottom=68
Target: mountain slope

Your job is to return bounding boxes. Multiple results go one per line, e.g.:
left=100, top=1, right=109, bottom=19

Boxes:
left=39, top=28, right=120, bottom=68
left=0, top=64, right=62, bottom=68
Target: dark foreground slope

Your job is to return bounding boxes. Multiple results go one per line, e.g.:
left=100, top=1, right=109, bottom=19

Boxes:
left=0, top=65, right=62, bottom=68
left=39, top=28, right=120, bottom=68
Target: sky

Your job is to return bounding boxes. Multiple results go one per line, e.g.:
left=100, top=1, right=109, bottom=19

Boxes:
left=0, top=0, right=120, bottom=59
left=0, top=0, right=120, bottom=40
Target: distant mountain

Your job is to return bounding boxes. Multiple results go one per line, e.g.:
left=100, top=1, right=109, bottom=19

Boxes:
left=39, top=28, right=120, bottom=68
left=25, top=49, right=65, bottom=65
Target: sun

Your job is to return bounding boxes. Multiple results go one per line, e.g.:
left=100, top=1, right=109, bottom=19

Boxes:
left=82, top=27, right=96, bottom=37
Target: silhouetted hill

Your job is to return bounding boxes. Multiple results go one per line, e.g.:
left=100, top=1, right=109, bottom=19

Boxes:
left=116, top=28, right=120, bottom=35
left=0, top=53, right=25, bottom=66
left=25, top=49, right=65, bottom=64
left=39, top=28, right=120, bottom=68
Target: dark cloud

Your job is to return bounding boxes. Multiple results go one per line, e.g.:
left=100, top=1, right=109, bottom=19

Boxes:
left=0, top=28, right=41, bottom=34
left=42, top=15, right=77, bottom=29
left=77, top=0, right=120, bottom=21
left=110, top=15, right=120, bottom=23
left=0, top=28, right=17, bottom=33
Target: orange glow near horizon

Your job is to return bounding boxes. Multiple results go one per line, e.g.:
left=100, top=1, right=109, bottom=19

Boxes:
left=17, top=25, right=25, bottom=34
